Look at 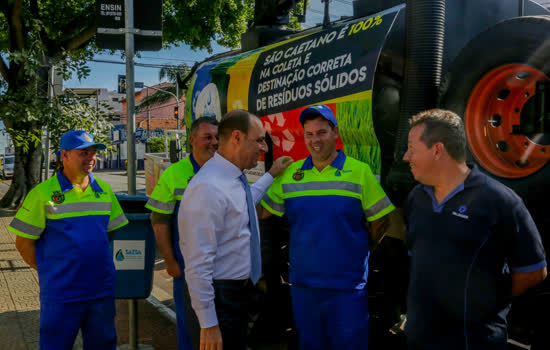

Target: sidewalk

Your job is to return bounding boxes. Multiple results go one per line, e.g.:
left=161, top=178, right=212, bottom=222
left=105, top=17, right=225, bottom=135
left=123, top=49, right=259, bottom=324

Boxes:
left=0, top=215, right=40, bottom=349
left=0, top=179, right=178, bottom=350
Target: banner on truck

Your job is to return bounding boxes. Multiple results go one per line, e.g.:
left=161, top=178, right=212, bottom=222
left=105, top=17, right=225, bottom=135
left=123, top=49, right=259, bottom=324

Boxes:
left=185, top=5, right=403, bottom=177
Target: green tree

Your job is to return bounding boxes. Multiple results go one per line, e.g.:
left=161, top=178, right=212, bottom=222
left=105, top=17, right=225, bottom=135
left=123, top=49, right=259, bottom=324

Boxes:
left=137, top=0, right=305, bottom=113
left=0, top=0, right=256, bottom=207
left=136, top=64, right=190, bottom=113
left=146, top=136, right=165, bottom=153
left=44, top=94, right=116, bottom=174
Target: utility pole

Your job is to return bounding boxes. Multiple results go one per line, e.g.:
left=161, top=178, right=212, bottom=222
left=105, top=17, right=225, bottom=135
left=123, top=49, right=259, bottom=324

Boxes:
left=143, top=85, right=179, bottom=129
left=146, top=88, right=150, bottom=137
left=44, top=65, right=54, bottom=180
left=125, top=0, right=136, bottom=197
left=146, top=88, right=150, bottom=152
left=176, top=81, right=180, bottom=130
left=124, top=1, right=138, bottom=349
left=97, top=0, right=161, bottom=347
left=322, top=0, right=331, bottom=27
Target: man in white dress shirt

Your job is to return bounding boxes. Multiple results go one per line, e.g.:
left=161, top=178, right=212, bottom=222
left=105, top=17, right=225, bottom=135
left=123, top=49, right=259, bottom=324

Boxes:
left=178, top=109, right=291, bottom=350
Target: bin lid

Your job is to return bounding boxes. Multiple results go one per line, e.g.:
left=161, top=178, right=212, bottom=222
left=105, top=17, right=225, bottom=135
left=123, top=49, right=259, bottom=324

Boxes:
left=115, top=193, right=151, bottom=214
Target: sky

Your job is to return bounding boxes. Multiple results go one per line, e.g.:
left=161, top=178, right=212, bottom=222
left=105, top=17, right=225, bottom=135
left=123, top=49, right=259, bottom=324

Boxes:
left=64, top=0, right=355, bottom=91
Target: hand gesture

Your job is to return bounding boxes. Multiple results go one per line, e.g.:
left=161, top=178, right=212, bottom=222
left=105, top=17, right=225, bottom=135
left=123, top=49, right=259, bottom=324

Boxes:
left=268, top=156, right=293, bottom=177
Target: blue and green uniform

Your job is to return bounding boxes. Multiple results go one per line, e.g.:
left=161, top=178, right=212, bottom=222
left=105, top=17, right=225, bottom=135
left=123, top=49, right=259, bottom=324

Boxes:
left=145, top=154, right=200, bottom=350
left=8, top=171, right=128, bottom=350
left=261, top=151, right=395, bottom=349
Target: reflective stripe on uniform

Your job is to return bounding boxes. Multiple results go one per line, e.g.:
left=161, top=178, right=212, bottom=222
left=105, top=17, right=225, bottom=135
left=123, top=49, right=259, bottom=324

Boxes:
left=282, top=181, right=362, bottom=195
left=174, top=188, right=185, bottom=196
left=146, top=198, right=176, bottom=212
left=365, top=196, right=392, bottom=218
left=262, top=194, right=285, bottom=213
left=46, top=202, right=112, bottom=215
left=10, top=218, right=43, bottom=237
left=108, top=213, right=128, bottom=231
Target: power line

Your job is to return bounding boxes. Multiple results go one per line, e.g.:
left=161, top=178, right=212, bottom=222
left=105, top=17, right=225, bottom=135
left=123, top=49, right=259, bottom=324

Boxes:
left=137, top=102, right=179, bottom=113
left=91, top=59, right=188, bottom=69
left=308, top=7, right=341, bottom=18
left=333, top=0, right=353, bottom=5
left=138, top=56, right=196, bottom=63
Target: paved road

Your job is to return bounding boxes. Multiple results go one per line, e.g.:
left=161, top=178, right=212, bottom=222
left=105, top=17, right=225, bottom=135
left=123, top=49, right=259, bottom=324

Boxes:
left=1, top=169, right=146, bottom=196
left=93, top=169, right=147, bottom=195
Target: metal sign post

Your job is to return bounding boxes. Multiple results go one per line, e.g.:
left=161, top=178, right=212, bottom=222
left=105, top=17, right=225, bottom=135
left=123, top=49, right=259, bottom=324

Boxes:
left=44, top=65, right=54, bottom=181
left=176, top=82, right=179, bottom=130
left=124, top=1, right=137, bottom=349
left=125, top=0, right=136, bottom=197
left=96, top=2, right=161, bottom=347
left=143, top=84, right=180, bottom=129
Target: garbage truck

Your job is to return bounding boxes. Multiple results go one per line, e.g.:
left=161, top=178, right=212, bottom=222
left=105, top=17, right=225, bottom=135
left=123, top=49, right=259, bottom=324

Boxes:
left=179, top=0, right=550, bottom=347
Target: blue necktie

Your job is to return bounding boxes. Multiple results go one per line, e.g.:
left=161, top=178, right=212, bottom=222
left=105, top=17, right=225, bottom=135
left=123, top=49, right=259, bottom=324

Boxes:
left=239, top=174, right=261, bottom=284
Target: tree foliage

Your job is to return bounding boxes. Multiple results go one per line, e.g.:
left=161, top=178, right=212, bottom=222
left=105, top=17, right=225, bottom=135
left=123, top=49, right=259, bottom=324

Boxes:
left=163, top=0, right=255, bottom=51
left=159, top=64, right=191, bottom=88
left=0, top=0, right=258, bottom=207
left=135, top=63, right=190, bottom=112
left=47, top=94, right=114, bottom=152
left=146, top=136, right=165, bottom=153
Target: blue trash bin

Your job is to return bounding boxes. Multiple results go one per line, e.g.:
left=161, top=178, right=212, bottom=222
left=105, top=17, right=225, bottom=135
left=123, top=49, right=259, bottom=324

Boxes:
left=110, top=194, right=156, bottom=299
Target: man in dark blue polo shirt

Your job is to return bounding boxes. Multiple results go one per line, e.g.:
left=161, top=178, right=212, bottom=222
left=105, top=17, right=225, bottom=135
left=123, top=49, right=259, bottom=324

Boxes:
left=402, top=109, right=547, bottom=350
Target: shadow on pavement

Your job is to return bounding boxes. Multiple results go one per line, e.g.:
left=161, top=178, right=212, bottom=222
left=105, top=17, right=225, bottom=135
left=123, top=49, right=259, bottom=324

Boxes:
left=115, top=299, right=177, bottom=350
left=0, top=310, right=40, bottom=350
left=0, top=208, right=18, bottom=217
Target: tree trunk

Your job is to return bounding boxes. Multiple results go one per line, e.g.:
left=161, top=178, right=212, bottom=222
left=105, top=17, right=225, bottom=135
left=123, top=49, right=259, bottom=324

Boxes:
left=0, top=141, right=43, bottom=208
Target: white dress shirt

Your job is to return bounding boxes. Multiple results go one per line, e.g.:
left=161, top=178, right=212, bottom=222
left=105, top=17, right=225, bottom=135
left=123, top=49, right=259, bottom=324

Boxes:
left=178, top=152, right=274, bottom=328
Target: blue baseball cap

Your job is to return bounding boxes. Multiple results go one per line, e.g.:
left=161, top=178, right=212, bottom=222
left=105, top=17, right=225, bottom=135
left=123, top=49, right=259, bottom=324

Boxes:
left=299, top=104, right=337, bottom=127
left=59, top=130, right=106, bottom=152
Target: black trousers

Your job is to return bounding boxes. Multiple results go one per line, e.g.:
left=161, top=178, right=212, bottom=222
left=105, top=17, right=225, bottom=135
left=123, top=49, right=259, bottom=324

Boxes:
left=184, top=279, right=252, bottom=350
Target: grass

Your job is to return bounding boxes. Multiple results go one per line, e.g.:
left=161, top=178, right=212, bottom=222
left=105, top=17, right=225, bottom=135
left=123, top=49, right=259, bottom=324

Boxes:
left=337, top=99, right=382, bottom=174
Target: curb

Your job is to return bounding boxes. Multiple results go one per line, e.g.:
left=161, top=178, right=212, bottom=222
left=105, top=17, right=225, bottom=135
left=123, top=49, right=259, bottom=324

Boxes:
left=146, top=290, right=177, bottom=325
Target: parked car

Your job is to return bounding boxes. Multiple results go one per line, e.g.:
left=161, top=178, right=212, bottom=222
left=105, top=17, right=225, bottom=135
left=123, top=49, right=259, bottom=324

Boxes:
left=1, top=155, right=15, bottom=179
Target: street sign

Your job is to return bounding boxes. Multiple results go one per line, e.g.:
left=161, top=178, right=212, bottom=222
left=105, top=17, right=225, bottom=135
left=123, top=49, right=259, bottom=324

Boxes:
left=97, top=0, right=123, bottom=28
left=96, top=0, right=163, bottom=51
left=113, top=129, right=120, bottom=142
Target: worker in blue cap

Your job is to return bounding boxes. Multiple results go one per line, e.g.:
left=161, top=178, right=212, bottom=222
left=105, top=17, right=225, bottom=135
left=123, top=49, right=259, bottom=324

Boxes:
left=9, top=130, right=128, bottom=350
left=259, top=104, right=396, bottom=349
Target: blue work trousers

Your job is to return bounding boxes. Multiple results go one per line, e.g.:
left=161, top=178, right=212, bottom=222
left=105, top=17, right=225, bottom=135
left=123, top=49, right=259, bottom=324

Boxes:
left=291, top=285, right=369, bottom=350
left=40, top=297, right=116, bottom=350
left=173, top=276, right=193, bottom=350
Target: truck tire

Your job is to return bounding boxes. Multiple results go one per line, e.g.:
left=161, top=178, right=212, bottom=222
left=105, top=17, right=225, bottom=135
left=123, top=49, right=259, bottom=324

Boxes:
left=439, top=16, right=550, bottom=199
left=440, top=16, right=550, bottom=349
